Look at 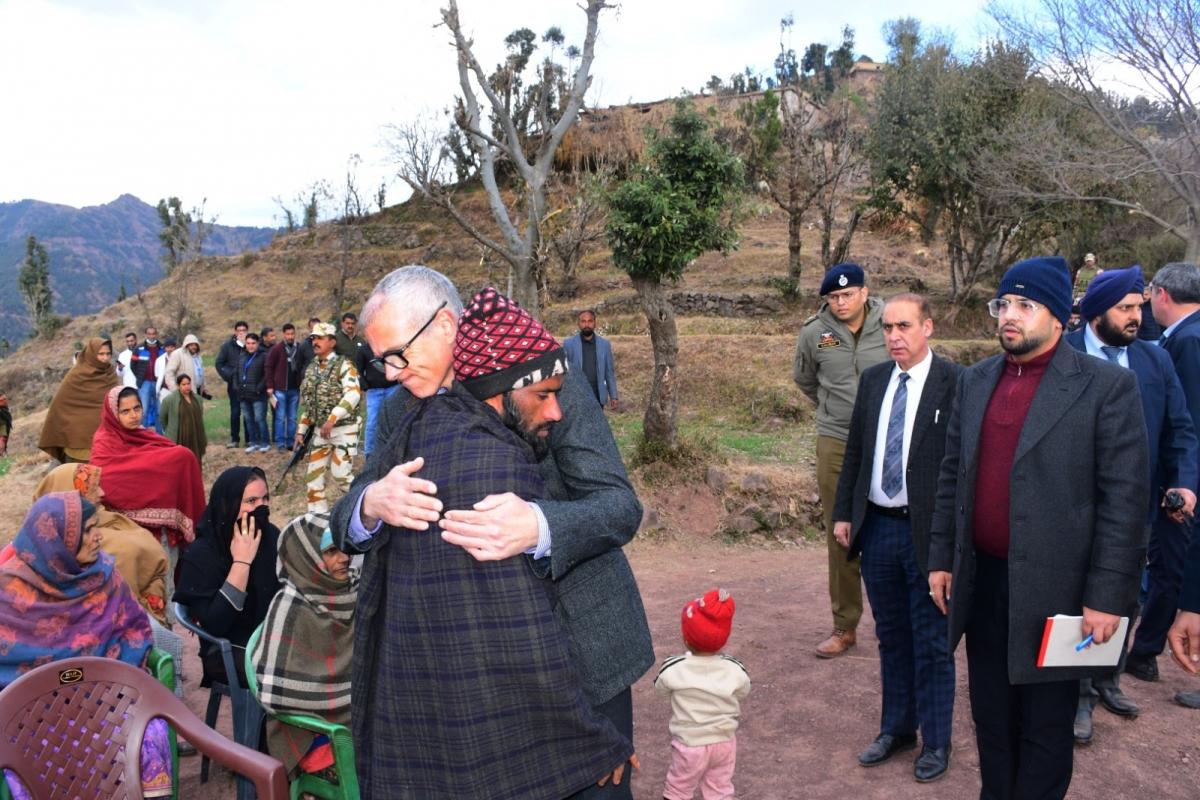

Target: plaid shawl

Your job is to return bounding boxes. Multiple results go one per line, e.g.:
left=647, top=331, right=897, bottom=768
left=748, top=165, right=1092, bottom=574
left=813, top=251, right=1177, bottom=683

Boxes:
left=251, top=512, right=356, bottom=774
left=353, top=384, right=632, bottom=799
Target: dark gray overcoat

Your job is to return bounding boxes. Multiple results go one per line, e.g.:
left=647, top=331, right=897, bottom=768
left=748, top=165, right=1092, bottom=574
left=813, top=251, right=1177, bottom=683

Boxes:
left=927, top=342, right=1150, bottom=684
left=332, top=368, right=654, bottom=706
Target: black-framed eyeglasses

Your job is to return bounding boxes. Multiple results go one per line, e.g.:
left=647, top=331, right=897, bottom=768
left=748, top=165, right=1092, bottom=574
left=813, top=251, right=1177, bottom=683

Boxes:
left=370, top=301, right=448, bottom=373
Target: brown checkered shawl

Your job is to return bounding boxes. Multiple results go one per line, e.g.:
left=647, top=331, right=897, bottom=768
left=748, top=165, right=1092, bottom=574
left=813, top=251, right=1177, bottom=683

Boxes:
left=352, top=384, right=632, bottom=799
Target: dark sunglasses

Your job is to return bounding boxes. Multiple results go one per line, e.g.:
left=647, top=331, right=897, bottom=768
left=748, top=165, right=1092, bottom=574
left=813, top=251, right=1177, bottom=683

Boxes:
left=369, top=301, right=448, bottom=373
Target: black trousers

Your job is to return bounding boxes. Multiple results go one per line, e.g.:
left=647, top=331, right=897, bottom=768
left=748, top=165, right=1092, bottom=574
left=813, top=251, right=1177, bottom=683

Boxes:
left=565, top=687, right=634, bottom=800
left=966, top=554, right=1077, bottom=800
left=1131, top=514, right=1193, bottom=657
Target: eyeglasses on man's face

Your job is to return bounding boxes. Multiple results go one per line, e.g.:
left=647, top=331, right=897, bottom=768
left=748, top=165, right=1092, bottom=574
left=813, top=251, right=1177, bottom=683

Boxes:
left=369, top=301, right=449, bottom=373
left=987, top=298, right=1044, bottom=319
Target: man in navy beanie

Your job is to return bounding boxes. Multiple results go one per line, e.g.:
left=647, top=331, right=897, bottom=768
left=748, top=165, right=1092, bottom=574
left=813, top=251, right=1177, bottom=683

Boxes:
left=927, top=256, right=1149, bottom=798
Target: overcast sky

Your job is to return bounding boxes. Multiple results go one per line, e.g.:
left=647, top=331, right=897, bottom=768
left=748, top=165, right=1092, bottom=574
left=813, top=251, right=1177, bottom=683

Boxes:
left=0, top=0, right=992, bottom=228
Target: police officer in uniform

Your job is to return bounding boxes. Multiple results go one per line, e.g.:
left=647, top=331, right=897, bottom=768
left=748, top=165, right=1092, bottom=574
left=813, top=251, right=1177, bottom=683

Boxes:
left=795, top=263, right=889, bottom=657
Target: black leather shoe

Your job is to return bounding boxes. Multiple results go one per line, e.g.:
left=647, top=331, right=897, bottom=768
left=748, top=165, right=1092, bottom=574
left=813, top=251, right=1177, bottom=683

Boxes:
left=1096, top=684, right=1140, bottom=716
left=858, top=733, right=917, bottom=767
left=1124, top=653, right=1159, bottom=682
left=1175, top=690, right=1200, bottom=709
left=914, top=745, right=951, bottom=782
left=1073, top=703, right=1093, bottom=745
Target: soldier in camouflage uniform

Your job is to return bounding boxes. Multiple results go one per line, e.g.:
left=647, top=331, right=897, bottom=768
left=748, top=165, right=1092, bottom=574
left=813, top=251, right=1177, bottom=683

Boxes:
left=295, top=323, right=362, bottom=512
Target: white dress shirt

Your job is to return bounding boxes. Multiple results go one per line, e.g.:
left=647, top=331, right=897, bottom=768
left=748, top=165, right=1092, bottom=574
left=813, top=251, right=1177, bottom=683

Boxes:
left=868, top=349, right=933, bottom=507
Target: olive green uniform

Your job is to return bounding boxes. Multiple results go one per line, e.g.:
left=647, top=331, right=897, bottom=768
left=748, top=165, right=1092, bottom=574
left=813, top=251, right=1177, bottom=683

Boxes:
left=794, top=296, right=888, bottom=631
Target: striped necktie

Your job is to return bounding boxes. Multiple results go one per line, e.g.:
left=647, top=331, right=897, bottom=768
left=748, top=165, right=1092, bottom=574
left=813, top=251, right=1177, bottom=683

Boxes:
left=882, top=373, right=910, bottom=499
left=1100, top=345, right=1123, bottom=364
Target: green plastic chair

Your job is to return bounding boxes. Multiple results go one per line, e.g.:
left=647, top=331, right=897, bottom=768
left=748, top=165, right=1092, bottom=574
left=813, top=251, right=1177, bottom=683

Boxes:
left=0, top=647, right=179, bottom=800
left=244, top=625, right=360, bottom=800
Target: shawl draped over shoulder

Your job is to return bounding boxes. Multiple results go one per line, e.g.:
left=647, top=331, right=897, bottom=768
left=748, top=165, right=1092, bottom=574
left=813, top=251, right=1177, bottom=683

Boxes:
left=33, top=464, right=170, bottom=625
left=38, top=338, right=119, bottom=461
left=251, top=511, right=356, bottom=775
left=351, top=383, right=631, bottom=800
left=90, top=387, right=205, bottom=546
left=0, top=491, right=152, bottom=687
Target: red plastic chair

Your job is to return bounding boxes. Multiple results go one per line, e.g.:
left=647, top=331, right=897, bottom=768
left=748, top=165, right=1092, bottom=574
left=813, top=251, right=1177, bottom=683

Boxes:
left=0, top=656, right=288, bottom=800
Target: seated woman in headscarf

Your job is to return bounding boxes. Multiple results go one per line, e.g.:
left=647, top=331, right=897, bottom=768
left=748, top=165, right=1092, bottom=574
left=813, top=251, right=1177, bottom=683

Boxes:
left=158, top=373, right=207, bottom=464
left=175, top=466, right=281, bottom=686
left=38, top=337, right=119, bottom=463
left=32, top=463, right=169, bottom=624
left=90, top=386, right=206, bottom=590
left=250, top=512, right=356, bottom=779
left=0, top=491, right=173, bottom=799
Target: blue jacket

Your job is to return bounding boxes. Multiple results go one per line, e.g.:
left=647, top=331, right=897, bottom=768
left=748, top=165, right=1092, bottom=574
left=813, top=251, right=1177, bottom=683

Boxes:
left=562, top=333, right=619, bottom=407
left=1065, top=329, right=1198, bottom=521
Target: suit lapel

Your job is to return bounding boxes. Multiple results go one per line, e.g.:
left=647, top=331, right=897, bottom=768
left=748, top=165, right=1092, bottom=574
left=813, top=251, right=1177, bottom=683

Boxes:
left=908, top=355, right=950, bottom=459
left=1013, top=344, right=1091, bottom=463
left=959, top=356, right=1005, bottom=476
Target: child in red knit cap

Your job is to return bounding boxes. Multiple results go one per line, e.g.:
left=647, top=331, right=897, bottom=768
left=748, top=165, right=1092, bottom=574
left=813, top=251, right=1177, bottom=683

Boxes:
left=654, top=588, right=750, bottom=800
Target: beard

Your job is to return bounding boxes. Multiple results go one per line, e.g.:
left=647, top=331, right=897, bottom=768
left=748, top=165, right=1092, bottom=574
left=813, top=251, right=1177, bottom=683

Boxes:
left=1094, top=314, right=1139, bottom=347
left=501, top=392, right=553, bottom=460
left=579, top=327, right=595, bottom=339
left=998, top=327, right=1050, bottom=356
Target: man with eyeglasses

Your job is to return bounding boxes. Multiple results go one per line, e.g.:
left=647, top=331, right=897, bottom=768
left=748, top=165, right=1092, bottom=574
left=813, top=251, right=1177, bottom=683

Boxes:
left=331, top=266, right=651, bottom=799
left=927, top=256, right=1149, bottom=798
left=294, top=322, right=362, bottom=512
left=794, top=262, right=888, bottom=658
left=1144, top=261, right=1200, bottom=709
left=1065, top=265, right=1197, bottom=741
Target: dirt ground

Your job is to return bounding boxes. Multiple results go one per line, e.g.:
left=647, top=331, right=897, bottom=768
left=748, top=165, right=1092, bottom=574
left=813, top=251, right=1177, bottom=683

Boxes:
left=172, top=538, right=1200, bottom=800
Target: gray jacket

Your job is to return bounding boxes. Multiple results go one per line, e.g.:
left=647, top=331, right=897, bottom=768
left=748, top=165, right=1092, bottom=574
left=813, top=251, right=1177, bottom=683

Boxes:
left=794, top=296, right=888, bottom=440
left=927, top=343, right=1149, bottom=685
left=331, top=368, right=654, bottom=705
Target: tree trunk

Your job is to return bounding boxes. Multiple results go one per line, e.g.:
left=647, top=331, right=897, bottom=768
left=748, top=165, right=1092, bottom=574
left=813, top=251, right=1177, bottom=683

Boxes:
left=1186, top=221, right=1200, bottom=264
left=820, top=205, right=833, bottom=266
left=829, top=208, right=861, bottom=266
left=787, top=207, right=803, bottom=291
left=633, top=276, right=679, bottom=451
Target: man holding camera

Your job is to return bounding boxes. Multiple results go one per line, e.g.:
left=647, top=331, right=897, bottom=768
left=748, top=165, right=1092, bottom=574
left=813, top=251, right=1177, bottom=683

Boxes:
left=1065, top=265, right=1198, bottom=742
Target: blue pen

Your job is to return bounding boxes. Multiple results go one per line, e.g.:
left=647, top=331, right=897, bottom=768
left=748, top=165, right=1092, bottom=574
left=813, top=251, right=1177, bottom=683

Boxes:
left=1075, top=634, right=1094, bottom=652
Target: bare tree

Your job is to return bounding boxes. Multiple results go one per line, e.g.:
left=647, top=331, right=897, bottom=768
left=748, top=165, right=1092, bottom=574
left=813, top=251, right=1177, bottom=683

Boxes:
left=331, top=156, right=369, bottom=315
left=392, top=0, right=611, bottom=315
left=990, top=0, right=1200, bottom=260
left=542, top=169, right=612, bottom=299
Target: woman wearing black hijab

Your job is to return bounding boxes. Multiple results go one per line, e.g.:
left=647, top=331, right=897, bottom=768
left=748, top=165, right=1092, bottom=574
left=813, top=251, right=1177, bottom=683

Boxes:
left=175, top=466, right=281, bottom=685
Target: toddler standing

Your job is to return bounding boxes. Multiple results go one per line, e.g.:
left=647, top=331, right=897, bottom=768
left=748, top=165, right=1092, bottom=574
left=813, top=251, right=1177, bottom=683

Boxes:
left=655, top=588, right=750, bottom=800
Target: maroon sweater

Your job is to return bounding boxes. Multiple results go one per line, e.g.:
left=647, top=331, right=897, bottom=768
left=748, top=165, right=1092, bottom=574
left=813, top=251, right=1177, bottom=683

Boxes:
left=971, top=344, right=1058, bottom=559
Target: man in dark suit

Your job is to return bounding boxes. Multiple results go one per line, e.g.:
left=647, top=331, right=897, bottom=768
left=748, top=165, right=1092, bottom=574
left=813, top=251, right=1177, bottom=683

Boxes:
left=832, top=294, right=961, bottom=782
left=330, top=266, right=653, bottom=798
left=927, top=256, right=1149, bottom=799
left=1066, top=265, right=1198, bottom=741
left=1146, top=261, right=1200, bottom=708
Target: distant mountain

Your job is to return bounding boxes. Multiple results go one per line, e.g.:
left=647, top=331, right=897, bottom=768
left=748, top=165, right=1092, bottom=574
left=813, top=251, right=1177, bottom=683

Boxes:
left=0, top=194, right=276, bottom=345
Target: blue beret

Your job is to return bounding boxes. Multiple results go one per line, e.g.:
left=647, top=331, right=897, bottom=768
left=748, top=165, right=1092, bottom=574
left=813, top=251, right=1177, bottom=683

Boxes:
left=1080, top=265, right=1145, bottom=320
left=996, top=256, right=1073, bottom=324
left=820, top=263, right=865, bottom=296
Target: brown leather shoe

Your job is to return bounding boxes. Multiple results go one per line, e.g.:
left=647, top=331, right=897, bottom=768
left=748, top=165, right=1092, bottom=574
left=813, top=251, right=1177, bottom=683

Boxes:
left=816, top=628, right=856, bottom=658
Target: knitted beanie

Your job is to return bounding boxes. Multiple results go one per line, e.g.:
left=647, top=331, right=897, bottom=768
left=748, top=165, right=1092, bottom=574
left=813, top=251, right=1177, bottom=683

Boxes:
left=996, top=256, right=1073, bottom=324
left=453, top=287, right=568, bottom=400
left=1080, top=265, right=1144, bottom=320
left=681, top=588, right=736, bottom=653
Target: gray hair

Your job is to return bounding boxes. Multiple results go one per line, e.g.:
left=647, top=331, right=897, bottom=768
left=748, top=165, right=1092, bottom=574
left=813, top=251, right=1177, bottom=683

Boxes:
left=1151, top=262, right=1200, bottom=304
left=360, top=265, right=464, bottom=331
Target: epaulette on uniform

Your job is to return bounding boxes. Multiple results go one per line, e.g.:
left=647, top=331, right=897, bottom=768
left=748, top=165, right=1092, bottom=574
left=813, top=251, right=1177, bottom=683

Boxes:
left=802, top=313, right=819, bottom=327
left=720, top=654, right=748, bottom=675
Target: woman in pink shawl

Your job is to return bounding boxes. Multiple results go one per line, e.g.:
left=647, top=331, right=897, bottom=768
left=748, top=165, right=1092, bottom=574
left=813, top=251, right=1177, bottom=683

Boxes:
left=0, top=491, right=173, bottom=798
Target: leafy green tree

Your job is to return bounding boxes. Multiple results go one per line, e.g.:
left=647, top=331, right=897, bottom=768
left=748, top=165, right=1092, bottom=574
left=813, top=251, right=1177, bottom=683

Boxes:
left=19, top=235, right=53, bottom=336
left=155, top=197, right=191, bottom=275
left=606, top=101, right=743, bottom=451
